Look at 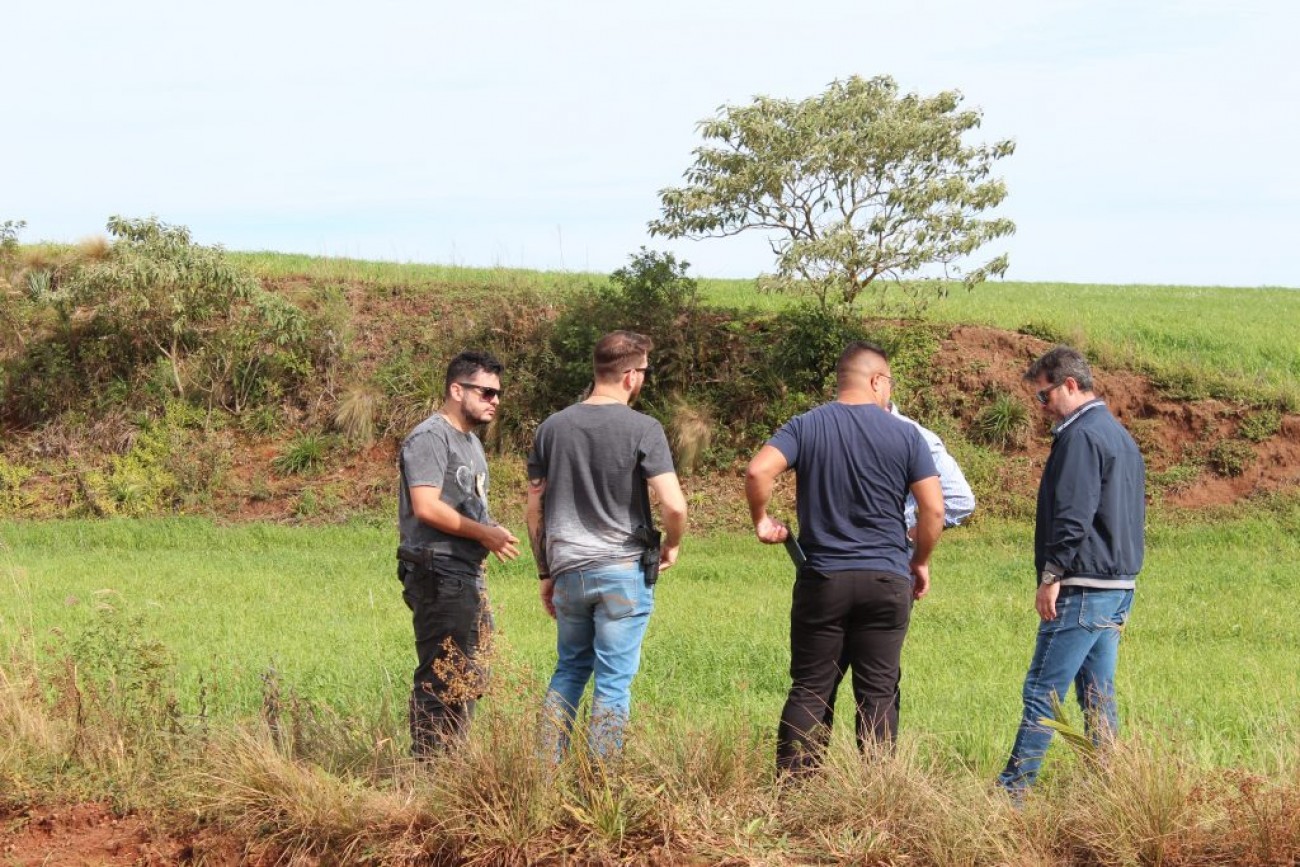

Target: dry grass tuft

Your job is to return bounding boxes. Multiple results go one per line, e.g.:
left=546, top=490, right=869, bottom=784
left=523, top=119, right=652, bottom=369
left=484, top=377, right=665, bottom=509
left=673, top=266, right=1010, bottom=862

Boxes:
left=334, top=385, right=379, bottom=445
left=778, top=737, right=1024, bottom=865
left=667, top=393, right=714, bottom=474
left=194, top=729, right=439, bottom=863
left=77, top=235, right=111, bottom=261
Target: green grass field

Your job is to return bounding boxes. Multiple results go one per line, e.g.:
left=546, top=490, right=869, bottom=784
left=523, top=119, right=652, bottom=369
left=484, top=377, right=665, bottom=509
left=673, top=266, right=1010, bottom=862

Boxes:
left=4, top=510, right=1297, bottom=778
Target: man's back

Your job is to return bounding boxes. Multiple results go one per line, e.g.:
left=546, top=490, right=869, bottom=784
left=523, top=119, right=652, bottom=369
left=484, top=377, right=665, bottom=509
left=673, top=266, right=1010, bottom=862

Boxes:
left=769, top=401, right=936, bottom=575
left=528, top=402, right=675, bottom=575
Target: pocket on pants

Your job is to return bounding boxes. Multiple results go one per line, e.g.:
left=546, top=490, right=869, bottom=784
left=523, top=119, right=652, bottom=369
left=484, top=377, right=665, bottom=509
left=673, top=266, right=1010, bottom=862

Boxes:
left=1078, top=589, right=1131, bottom=632
left=602, top=570, right=652, bottom=620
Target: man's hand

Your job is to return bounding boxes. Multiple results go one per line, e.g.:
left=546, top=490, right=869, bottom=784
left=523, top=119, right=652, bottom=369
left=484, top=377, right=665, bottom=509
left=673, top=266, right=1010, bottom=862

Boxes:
left=909, top=561, right=931, bottom=600
left=539, top=576, right=556, bottom=619
left=659, top=543, right=681, bottom=572
left=754, top=514, right=790, bottom=544
left=482, top=524, right=520, bottom=561
left=1035, top=581, right=1060, bottom=621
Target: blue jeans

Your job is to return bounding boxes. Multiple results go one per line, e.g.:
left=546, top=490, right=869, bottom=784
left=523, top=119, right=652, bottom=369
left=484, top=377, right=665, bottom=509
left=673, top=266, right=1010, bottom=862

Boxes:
left=544, top=561, right=654, bottom=758
left=998, top=586, right=1133, bottom=792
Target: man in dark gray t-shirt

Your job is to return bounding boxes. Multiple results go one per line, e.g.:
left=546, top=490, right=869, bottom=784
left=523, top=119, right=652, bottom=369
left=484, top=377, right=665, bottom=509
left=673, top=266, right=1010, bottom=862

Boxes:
left=527, top=331, right=687, bottom=757
left=396, top=350, right=519, bottom=756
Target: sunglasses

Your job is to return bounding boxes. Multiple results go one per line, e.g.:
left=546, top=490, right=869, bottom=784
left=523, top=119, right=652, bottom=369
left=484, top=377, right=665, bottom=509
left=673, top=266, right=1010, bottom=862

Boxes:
left=458, top=382, right=502, bottom=400
left=1035, top=381, right=1064, bottom=405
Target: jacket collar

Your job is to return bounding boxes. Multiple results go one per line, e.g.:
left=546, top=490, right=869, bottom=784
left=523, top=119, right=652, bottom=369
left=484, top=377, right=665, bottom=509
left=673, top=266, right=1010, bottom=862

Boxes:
left=1052, top=398, right=1105, bottom=437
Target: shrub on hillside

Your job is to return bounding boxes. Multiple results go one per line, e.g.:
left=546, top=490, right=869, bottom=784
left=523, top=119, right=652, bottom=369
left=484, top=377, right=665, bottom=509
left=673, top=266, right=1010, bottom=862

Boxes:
left=970, top=388, right=1030, bottom=449
left=1207, top=439, right=1255, bottom=478
left=0, top=217, right=315, bottom=426
left=1239, top=408, right=1282, bottom=443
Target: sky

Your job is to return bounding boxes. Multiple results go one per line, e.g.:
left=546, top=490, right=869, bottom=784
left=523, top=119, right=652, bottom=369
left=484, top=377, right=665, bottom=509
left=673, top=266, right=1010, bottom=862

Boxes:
left=7, top=0, right=1298, bottom=287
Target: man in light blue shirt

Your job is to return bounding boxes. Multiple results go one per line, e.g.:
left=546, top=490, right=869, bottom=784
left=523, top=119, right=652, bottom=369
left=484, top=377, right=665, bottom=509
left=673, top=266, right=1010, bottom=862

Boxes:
left=893, top=404, right=975, bottom=532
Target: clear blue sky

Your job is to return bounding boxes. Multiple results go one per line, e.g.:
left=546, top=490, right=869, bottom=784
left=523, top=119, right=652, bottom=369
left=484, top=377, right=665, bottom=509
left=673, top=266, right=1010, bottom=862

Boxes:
left=8, top=0, right=1297, bottom=287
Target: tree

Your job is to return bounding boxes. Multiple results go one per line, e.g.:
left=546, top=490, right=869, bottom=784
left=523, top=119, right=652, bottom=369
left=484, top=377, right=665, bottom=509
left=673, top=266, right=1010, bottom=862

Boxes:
left=649, top=75, right=1016, bottom=309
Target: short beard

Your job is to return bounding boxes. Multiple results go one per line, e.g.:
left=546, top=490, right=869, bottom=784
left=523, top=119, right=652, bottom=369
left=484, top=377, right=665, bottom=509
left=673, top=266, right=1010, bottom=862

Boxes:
left=453, top=402, right=492, bottom=428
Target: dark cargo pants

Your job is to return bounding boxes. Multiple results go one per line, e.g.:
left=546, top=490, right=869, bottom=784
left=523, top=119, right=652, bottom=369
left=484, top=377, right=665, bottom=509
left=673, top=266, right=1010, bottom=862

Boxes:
left=400, top=562, right=491, bottom=757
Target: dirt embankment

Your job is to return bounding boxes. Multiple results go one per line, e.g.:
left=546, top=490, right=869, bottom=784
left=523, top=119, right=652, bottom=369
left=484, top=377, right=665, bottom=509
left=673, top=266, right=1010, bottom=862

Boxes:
left=934, top=325, right=1300, bottom=510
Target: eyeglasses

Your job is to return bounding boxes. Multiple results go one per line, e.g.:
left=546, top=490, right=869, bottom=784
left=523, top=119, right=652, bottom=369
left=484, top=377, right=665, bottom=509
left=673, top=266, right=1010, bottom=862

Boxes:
left=625, top=366, right=650, bottom=378
left=458, top=383, right=502, bottom=401
left=875, top=372, right=896, bottom=389
left=1035, top=382, right=1064, bottom=405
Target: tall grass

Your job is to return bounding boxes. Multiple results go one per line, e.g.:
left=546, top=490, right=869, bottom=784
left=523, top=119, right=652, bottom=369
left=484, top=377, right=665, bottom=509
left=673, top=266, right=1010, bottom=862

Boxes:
left=3, top=634, right=1297, bottom=864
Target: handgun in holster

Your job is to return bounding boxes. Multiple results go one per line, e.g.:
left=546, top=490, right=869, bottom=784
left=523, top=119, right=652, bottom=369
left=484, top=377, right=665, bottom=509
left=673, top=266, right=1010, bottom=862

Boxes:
left=396, top=544, right=436, bottom=583
left=634, top=525, right=663, bottom=587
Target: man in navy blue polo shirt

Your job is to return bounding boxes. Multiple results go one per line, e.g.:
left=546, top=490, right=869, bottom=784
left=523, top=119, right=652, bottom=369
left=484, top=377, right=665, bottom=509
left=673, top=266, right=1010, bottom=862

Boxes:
left=745, top=341, right=944, bottom=776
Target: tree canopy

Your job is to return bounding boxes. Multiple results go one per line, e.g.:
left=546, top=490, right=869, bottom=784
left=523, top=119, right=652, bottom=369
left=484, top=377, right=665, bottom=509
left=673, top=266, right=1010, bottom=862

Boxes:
left=649, top=75, right=1016, bottom=309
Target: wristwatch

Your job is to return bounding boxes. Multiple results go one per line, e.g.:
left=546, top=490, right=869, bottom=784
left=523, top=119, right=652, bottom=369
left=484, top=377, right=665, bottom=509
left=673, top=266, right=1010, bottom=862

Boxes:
left=1039, top=569, right=1063, bottom=586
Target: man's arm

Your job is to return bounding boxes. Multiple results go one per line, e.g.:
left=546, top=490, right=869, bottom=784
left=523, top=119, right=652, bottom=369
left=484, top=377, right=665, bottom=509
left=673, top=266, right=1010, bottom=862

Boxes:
left=646, top=472, right=687, bottom=571
left=409, top=485, right=519, bottom=561
left=526, top=477, right=557, bottom=618
left=908, top=475, right=943, bottom=600
left=744, top=445, right=791, bottom=544
left=1044, top=437, right=1103, bottom=575
left=1037, top=436, right=1103, bottom=621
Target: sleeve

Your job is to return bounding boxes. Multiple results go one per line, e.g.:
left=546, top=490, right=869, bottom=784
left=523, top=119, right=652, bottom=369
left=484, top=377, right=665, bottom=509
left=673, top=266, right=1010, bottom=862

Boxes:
left=526, top=422, right=548, bottom=481
left=401, top=427, right=449, bottom=488
left=1044, top=432, right=1104, bottom=572
left=766, top=415, right=802, bottom=468
left=639, top=420, right=676, bottom=478
left=905, top=427, right=939, bottom=485
left=927, top=431, right=976, bottom=527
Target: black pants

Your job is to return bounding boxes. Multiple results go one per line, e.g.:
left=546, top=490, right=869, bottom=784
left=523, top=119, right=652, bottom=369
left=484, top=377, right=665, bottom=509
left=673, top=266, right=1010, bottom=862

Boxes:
left=400, top=562, right=490, bottom=757
left=777, top=568, right=913, bottom=776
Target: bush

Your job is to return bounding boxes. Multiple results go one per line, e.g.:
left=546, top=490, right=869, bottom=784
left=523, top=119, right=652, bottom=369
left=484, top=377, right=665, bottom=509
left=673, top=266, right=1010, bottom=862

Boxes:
left=1239, top=408, right=1282, bottom=443
left=1207, top=440, right=1255, bottom=478
left=274, top=433, right=331, bottom=476
left=0, top=455, right=33, bottom=514
left=970, top=389, right=1030, bottom=449
left=1, top=216, right=314, bottom=426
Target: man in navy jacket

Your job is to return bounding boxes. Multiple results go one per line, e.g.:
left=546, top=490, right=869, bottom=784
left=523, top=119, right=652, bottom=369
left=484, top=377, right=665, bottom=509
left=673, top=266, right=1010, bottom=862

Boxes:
left=997, top=345, right=1146, bottom=794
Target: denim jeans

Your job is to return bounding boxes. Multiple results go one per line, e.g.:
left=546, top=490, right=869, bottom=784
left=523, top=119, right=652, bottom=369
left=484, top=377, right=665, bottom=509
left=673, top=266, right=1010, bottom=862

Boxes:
left=997, top=586, right=1133, bottom=792
left=778, top=568, right=913, bottom=776
left=543, top=561, right=654, bottom=758
left=401, top=562, right=490, bottom=758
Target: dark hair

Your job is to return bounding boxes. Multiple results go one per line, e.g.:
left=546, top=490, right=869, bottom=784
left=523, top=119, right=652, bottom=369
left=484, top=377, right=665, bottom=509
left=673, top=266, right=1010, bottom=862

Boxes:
left=443, top=350, right=504, bottom=397
left=835, top=340, right=889, bottom=378
left=593, top=331, right=654, bottom=382
left=1025, top=345, right=1094, bottom=391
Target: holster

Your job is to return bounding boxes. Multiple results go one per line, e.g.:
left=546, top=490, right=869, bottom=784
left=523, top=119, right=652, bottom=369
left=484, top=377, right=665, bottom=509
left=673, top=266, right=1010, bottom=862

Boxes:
left=397, top=545, right=437, bottom=584
left=635, top=526, right=663, bottom=587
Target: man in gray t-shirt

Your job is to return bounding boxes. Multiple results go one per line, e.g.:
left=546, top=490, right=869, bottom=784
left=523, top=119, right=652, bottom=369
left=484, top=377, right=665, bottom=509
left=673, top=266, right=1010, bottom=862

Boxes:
left=526, top=331, right=687, bottom=757
left=397, top=350, right=519, bottom=756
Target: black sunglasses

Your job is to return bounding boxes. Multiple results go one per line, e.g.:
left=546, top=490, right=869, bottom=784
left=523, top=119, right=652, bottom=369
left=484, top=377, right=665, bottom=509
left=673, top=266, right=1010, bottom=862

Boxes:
left=458, top=382, right=502, bottom=400
left=1035, top=381, right=1064, bottom=405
